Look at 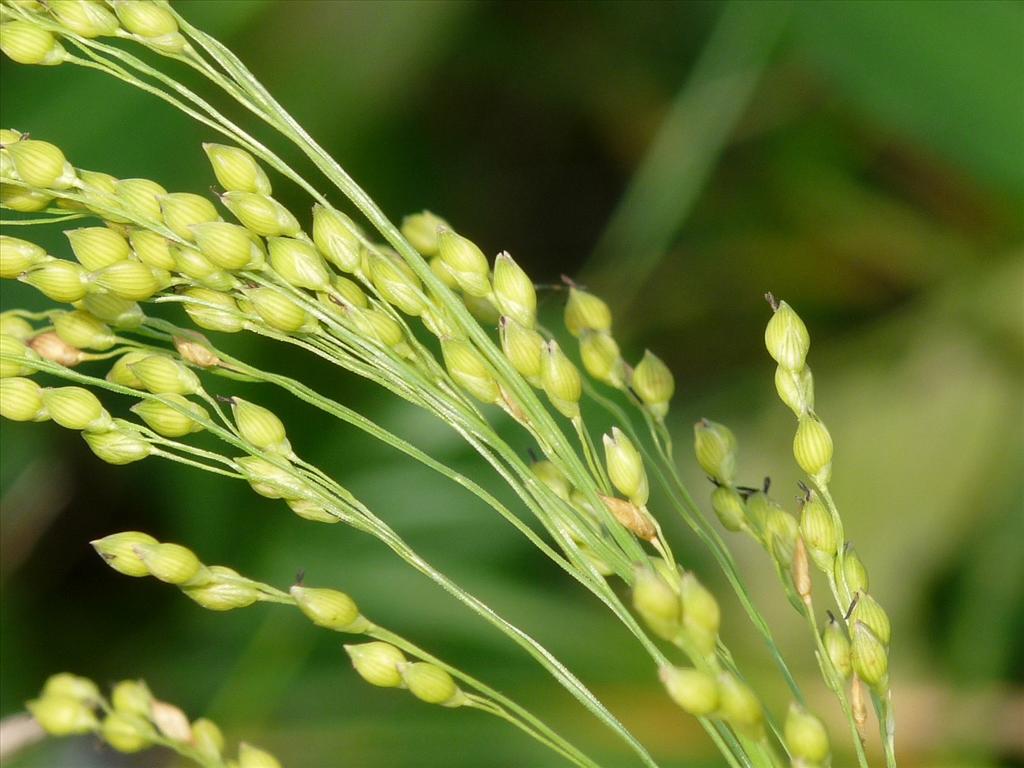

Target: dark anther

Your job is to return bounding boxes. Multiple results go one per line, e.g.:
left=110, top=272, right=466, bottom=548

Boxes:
left=844, top=592, right=861, bottom=621
left=214, top=394, right=235, bottom=404
left=763, top=476, right=771, bottom=493
left=295, top=569, right=305, bottom=586
left=764, top=291, right=779, bottom=311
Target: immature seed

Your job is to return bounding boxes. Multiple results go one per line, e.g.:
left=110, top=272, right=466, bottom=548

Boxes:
left=27, top=695, right=98, bottom=736
left=660, top=666, right=719, bottom=716
left=631, top=350, right=674, bottom=419
left=345, top=641, right=406, bottom=688
left=784, top=702, right=830, bottom=763
left=564, top=287, right=612, bottom=337
left=401, top=211, right=449, bottom=257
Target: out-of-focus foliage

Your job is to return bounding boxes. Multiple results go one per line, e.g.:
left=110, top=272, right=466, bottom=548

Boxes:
left=1, top=1, right=1021, bottom=767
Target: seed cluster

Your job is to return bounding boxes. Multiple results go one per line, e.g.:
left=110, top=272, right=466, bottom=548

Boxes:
left=0, top=3, right=896, bottom=766
left=27, top=671, right=280, bottom=768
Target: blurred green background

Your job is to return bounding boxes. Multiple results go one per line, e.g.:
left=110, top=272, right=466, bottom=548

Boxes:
left=2, top=1, right=1022, bottom=766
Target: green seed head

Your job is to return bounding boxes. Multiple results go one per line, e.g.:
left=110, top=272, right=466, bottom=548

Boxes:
left=793, top=415, right=833, bottom=481
left=0, top=377, right=46, bottom=421
left=286, top=498, right=341, bottom=524
left=112, top=0, right=178, bottom=37
left=530, top=458, right=572, bottom=501
left=498, top=317, right=543, bottom=383
left=160, top=193, right=220, bottom=241
left=775, top=364, right=814, bottom=416
left=115, top=178, right=167, bottom=222
left=203, top=143, right=272, bottom=196
left=183, top=565, right=259, bottom=611
left=101, top=711, right=154, bottom=754
left=579, top=331, right=624, bottom=387
left=131, top=354, right=201, bottom=395
left=631, top=350, right=674, bottom=419
left=312, top=204, right=361, bottom=273
left=540, top=340, right=582, bottom=418
left=238, top=742, right=282, bottom=768
left=92, top=260, right=166, bottom=301
left=660, top=666, right=719, bottom=716
left=42, top=673, right=101, bottom=705
left=8, top=140, right=75, bottom=189
left=83, top=425, right=152, bottom=465
left=822, top=617, right=852, bottom=679
left=710, top=485, right=746, bottom=532
left=79, top=293, right=144, bottom=330
left=141, top=542, right=202, bottom=584
left=232, top=397, right=291, bottom=455
left=851, top=621, right=888, bottom=689
left=43, top=386, right=113, bottom=431
left=247, top=287, right=315, bottom=333
left=350, top=306, right=405, bottom=349
left=78, top=167, right=117, bottom=189
left=221, top=191, right=299, bottom=237
left=784, top=702, right=830, bottom=763
left=843, top=544, right=869, bottom=595
left=717, top=671, right=763, bottom=737
left=0, top=21, right=66, bottom=66
left=603, top=427, right=648, bottom=506
left=442, top=338, right=500, bottom=404
left=111, top=679, right=152, bottom=718
left=328, top=274, right=368, bottom=308
left=124, top=231, right=173, bottom=276
left=53, top=310, right=116, bottom=351
left=131, top=394, right=208, bottom=437
left=402, top=662, right=465, bottom=707
left=106, top=350, right=148, bottom=388
left=680, top=571, right=721, bottom=646
left=23, top=260, right=89, bottom=302
left=743, top=490, right=779, bottom=533
left=172, top=244, right=227, bottom=284
left=693, top=419, right=737, bottom=485
left=191, top=718, right=225, bottom=760
left=289, top=585, right=368, bottom=632
left=91, top=531, right=157, bottom=577
left=429, top=254, right=459, bottom=289
left=765, top=508, right=798, bottom=567
left=191, top=221, right=264, bottom=271
left=345, top=641, right=407, bottom=688
left=268, top=236, right=331, bottom=291
left=66, top=227, right=130, bottom=271
left=235, top=456, right=311, bottom=500
left=369, top=252, right=428, bottom=316
left=632, top=566, right=681, bottom=640
left=2, top=184, right=55, bottom=212
left=565, top=287, right=612, bottom=337
left=401, top=210, right=450, bottom=257
left=799, top=495, right=836, bottom=569
left=765, top=297, right=810, bottom=371
left=0, top=235, right=48, bottom=278
left=183, top=288, right=246, bottom=333
left=437, top=229, right=491, bottom=298
left=851, top=592, right=891, bottom=646
left=0, top=313, right=34, bottom=340
left=492, top=252, right=536, bottom=326
left=0, top=334, right=38, bottom=378
left=27, top=695, right=98, bottom=736
left=50, top=1, right=120, bottom=38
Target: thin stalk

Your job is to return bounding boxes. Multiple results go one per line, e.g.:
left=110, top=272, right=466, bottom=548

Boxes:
left=583, top=382, right=805, bottom=703
left=7, top=354, right=659, bottom=768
